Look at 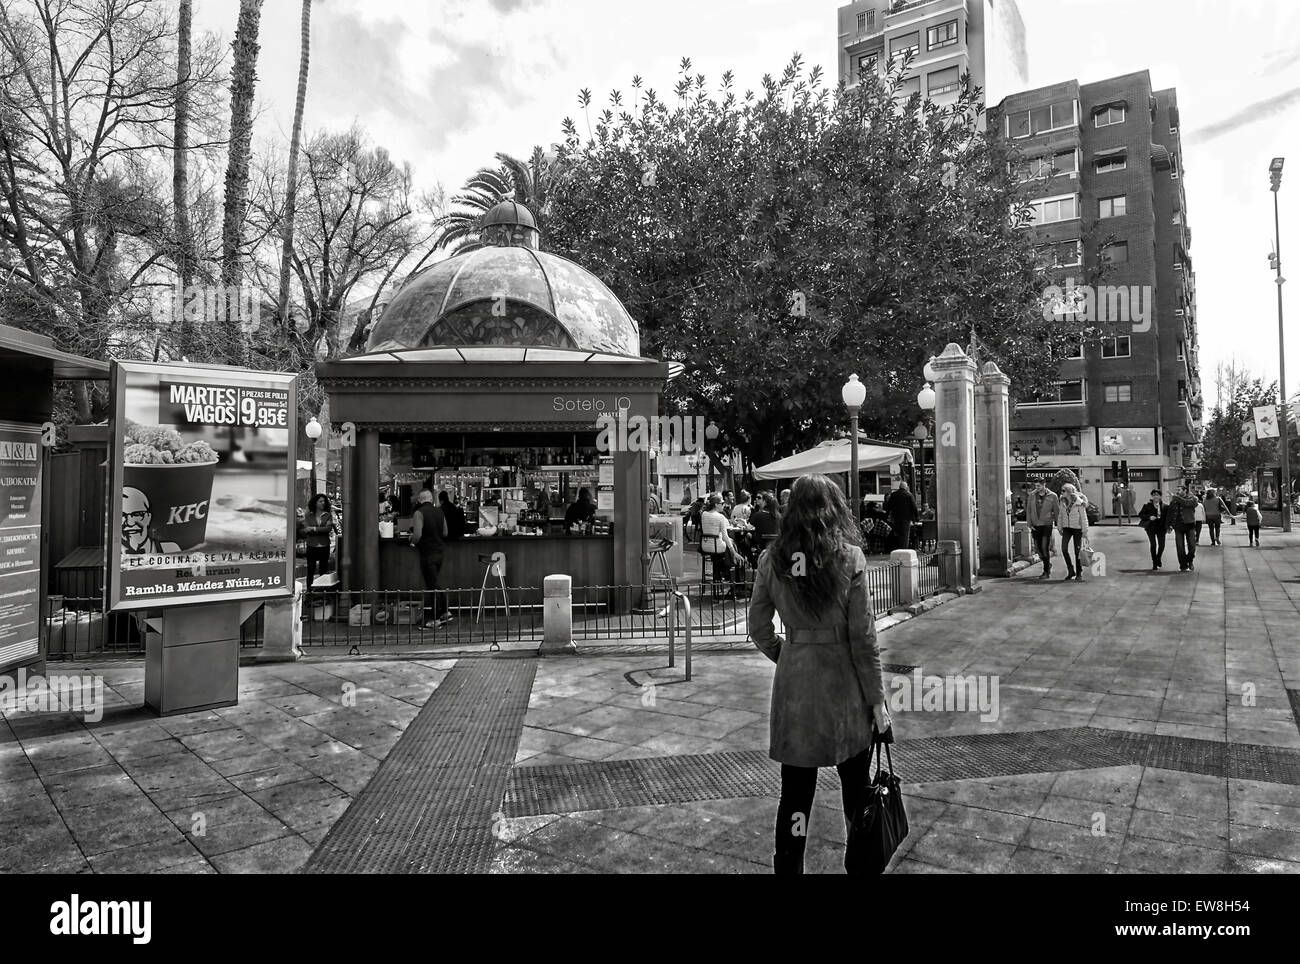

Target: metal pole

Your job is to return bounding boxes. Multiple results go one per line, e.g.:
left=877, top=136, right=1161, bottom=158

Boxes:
left=849, top=409, right=861, bottom=523
left=1275, top=187, right=1292, bottom=532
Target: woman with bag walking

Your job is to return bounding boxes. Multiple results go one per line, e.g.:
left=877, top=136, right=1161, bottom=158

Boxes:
left=1056, top=483, right=1090, bottom=581
left=748, top=475, right=892, bottom=875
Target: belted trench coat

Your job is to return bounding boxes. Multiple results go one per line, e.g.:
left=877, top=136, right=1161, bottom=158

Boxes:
left=748, top=544, right=886, bottom=768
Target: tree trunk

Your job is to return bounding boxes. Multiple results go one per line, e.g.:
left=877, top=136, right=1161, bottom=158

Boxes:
left=173, top=0, right=196, bottom=359
left=221, top=0, right=265, bottom=362
left=277, top=0, right=312, bottom=343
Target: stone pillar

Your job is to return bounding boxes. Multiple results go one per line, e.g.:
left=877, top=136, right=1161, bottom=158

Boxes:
left=357, top=428, right=380, bottom=604
left=540, top=574, right=577, bottom=655
left=975, top=361, right=1013, bottom=577
left=931, top=343, right=979, bottom=592
left=936, top=540, right=961, bottom=593
left=890, top=549, right=919, bottom=606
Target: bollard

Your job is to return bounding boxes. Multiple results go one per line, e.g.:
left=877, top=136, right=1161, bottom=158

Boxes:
left=539, top=574, right=577, bottom=655
left=1012, top=522, right=1035, bottom=562
left=936, top=540, right=961, bottom=592
left=257, top=578, right=303, bottom=663
left=890, top=549, right=920, bottom=607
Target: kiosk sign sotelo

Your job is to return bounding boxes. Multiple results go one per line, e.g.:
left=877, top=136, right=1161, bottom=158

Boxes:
left=0, top=421, right=41, bottom=667
left=108, top=361, right=297, bottom=611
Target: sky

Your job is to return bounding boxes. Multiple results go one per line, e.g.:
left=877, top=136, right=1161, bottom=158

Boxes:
left=193, top=0, right=1300, bottom=404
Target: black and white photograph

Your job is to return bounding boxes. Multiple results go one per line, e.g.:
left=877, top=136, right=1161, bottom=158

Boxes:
left=1, top=0, right=1297, bottom=933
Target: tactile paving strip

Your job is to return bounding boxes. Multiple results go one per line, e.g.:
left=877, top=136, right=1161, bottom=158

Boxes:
left=304, top=656, right=537, bottom=874
left=504, top=727, right=1300, bottom=817
left=1289, top=690, right=1300, bottom=735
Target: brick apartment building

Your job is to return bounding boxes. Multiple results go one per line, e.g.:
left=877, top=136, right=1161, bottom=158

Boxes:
left=836, top=0, right=1028, bottom=112
left=993, top=71, right=1203, bottom=513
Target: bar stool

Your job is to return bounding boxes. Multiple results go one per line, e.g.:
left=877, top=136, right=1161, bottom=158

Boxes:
left=648, top=537, right=675, bottom=583
left=476, top=551, right=509, bottom=623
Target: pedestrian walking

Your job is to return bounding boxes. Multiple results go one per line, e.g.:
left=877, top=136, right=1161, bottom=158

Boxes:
left=1201, top=488, right=1230, bottom=545
left=1192, top=489, right=1206, bottom=544
left=747, top=475, right=891, bottom=875
left=884, top=480, right=919, bottom=551
left=1137, top=489, right=1167, bottom=570
left=410, top=488, right=451, bottom=626
left=1167, top=484, right=1200, bottom=571
left=1244, top=500, right=1262, bottom=546
left=1057, top=484, right=1090, bottom=581
left=1025, top=479, right=1059, bottom=579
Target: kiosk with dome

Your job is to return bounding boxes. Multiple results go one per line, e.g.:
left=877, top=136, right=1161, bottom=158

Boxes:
left=316, top=202, right=673, bottom=609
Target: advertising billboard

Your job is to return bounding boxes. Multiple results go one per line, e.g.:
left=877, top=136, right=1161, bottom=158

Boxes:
left=1097, top=427, right=1157, bottom=456
left=0, top=421, right=42, bottom=668
left=108, top=361, right=297, bottom=611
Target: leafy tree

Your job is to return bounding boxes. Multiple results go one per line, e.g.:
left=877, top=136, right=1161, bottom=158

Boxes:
left=1199, top=375, right=1295, bottom=490
left=541, top=55, right=1095, bottom=471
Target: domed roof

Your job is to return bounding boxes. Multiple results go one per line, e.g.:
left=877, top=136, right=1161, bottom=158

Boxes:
left=481, top=200, right=537, bottom=230
left=365, top=245, right=641, bottom=356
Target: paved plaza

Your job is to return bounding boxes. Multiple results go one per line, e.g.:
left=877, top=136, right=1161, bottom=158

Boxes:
left=4, top=521, right=1300, bottom=874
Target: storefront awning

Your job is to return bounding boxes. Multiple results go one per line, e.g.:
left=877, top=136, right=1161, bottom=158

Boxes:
left=753, top=438, right=913, bottom=480
left=0, top=324, right=108, bottom=379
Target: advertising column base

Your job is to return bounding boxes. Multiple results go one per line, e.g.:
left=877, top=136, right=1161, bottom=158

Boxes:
left=144, top=600, right=258, bottom=716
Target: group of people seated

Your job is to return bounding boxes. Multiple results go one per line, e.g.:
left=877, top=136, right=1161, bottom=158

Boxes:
left=682, top=488, right=788, bottom=598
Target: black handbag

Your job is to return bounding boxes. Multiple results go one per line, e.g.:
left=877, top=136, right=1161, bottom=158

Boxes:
left=847, top=726, right=909, bottom=874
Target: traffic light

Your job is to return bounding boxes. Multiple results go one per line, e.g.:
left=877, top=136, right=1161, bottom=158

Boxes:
left=1121, top=459, right=1129, bottom=484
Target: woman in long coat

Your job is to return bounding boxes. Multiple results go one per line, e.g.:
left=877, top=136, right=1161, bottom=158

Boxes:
left=748, top=474, right=892, bottom=874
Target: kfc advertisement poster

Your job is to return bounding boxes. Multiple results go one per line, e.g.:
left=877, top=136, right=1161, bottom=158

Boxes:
left=108, top=361, right=297, bottom=611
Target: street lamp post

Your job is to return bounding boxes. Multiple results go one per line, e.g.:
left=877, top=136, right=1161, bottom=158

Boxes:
left=1010, top=444, right=1040, bottom=469
left=1270, top=157, right=1291, bottom=531
left=305, top=416, right=323, bottom=496
left=704, top=420, right=720, bottom=494
left=917, top=377, right=936, bottom=518
left=843, top=375, right=867, bottom=523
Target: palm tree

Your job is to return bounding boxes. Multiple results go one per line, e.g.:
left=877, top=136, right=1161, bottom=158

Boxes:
left=417, top=146, right=564, bottom=268
left=220, top=0, right=265, bottom=356
left=277, top=0, right=312, bottom=343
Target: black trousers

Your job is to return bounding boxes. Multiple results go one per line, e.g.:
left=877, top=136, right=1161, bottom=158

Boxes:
left=1031, top=524, right=1054, bottom=572
left=1146, top=527, right=1166, bottom=567
left=774, top=747, right=873, bottom=874
left=1061, top=528, right=1083, bottom=577
left=1173, top=527, right=1196, bottom=569
left=1248, top=524, right=1260, bottom=544
left=418, top=553, right=449, bottom=619
left=305, top=545, right=331, bottom=589
left=1207, top=519, right=1222, bottom=543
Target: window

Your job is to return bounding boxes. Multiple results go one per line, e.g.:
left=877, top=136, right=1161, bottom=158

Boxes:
left=1171, top=155, right=1180, bottom=180
left=1036, top=239, right=1082, bottom=268
left=1104, top=383, right=1133, bottom=403
left=897, top=75, right=921, bottom=98
left=928, top=19, right=958, bottom=49
left=1099, top=195, right=1128, bottom=218
left=1094, top=105, right=1126, bottom=127
left=856, top=11, right=868, bottom=31
left=928, top=66, right=960, bottom=97
left=890, top=32, right=920, bottom=62
left=1006, top=99, right=1075, bottom=138
left=1177, top=339, right=1185, bottom=360
left=1028, top=194, right=1079, bottom=225
left=1101, top=335, right=1131, bottom=358
left=1062, top=339, right=1085, bottom=359
left=1095, top=154, right=1127, bottom=174
left=858, top=53, right=879, bottom=80
left=1100, top=241, right=1129, bottom=264
left=1028, top=381, right=1085, bottom=404
left=1022, top=150, right=1078, bottom=181
left=1178, top=380, right=1187, bottom=402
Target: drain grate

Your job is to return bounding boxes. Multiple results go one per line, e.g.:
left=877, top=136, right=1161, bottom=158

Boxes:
left=504, top=726, right=1300, bottom=818
left=304, top=657, right=536, bottom=874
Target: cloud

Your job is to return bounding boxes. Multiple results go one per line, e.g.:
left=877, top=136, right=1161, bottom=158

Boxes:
left=1187, top=86, right=1300, bottom=143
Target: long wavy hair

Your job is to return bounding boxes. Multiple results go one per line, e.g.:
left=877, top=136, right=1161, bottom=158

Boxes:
left=770, top=475, right=862, bottom=615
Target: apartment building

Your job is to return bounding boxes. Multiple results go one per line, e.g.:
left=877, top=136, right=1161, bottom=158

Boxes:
left=836, top=0, right=1028, bottom=111
left=993, top=71, right=1202, bottom=512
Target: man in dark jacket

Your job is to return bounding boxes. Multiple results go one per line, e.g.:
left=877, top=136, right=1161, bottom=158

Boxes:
left=884, top=481, right=920, bottom=551
left=1025, top=480, right=1059, bottom=579
left=438, top=490, right=466, bottom=540
left=1167, top=483, right=1200, bottom=572
left=1138, top=489, right=1167, bottom=570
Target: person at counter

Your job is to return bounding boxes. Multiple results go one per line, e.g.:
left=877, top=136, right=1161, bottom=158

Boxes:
left=564, top=487, right=597, bottom=531
left=439, top=490, right=466, bottom=540
left=410, top=488, right=452, bottom=627
left=299, top=494, right=336, bottom=590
